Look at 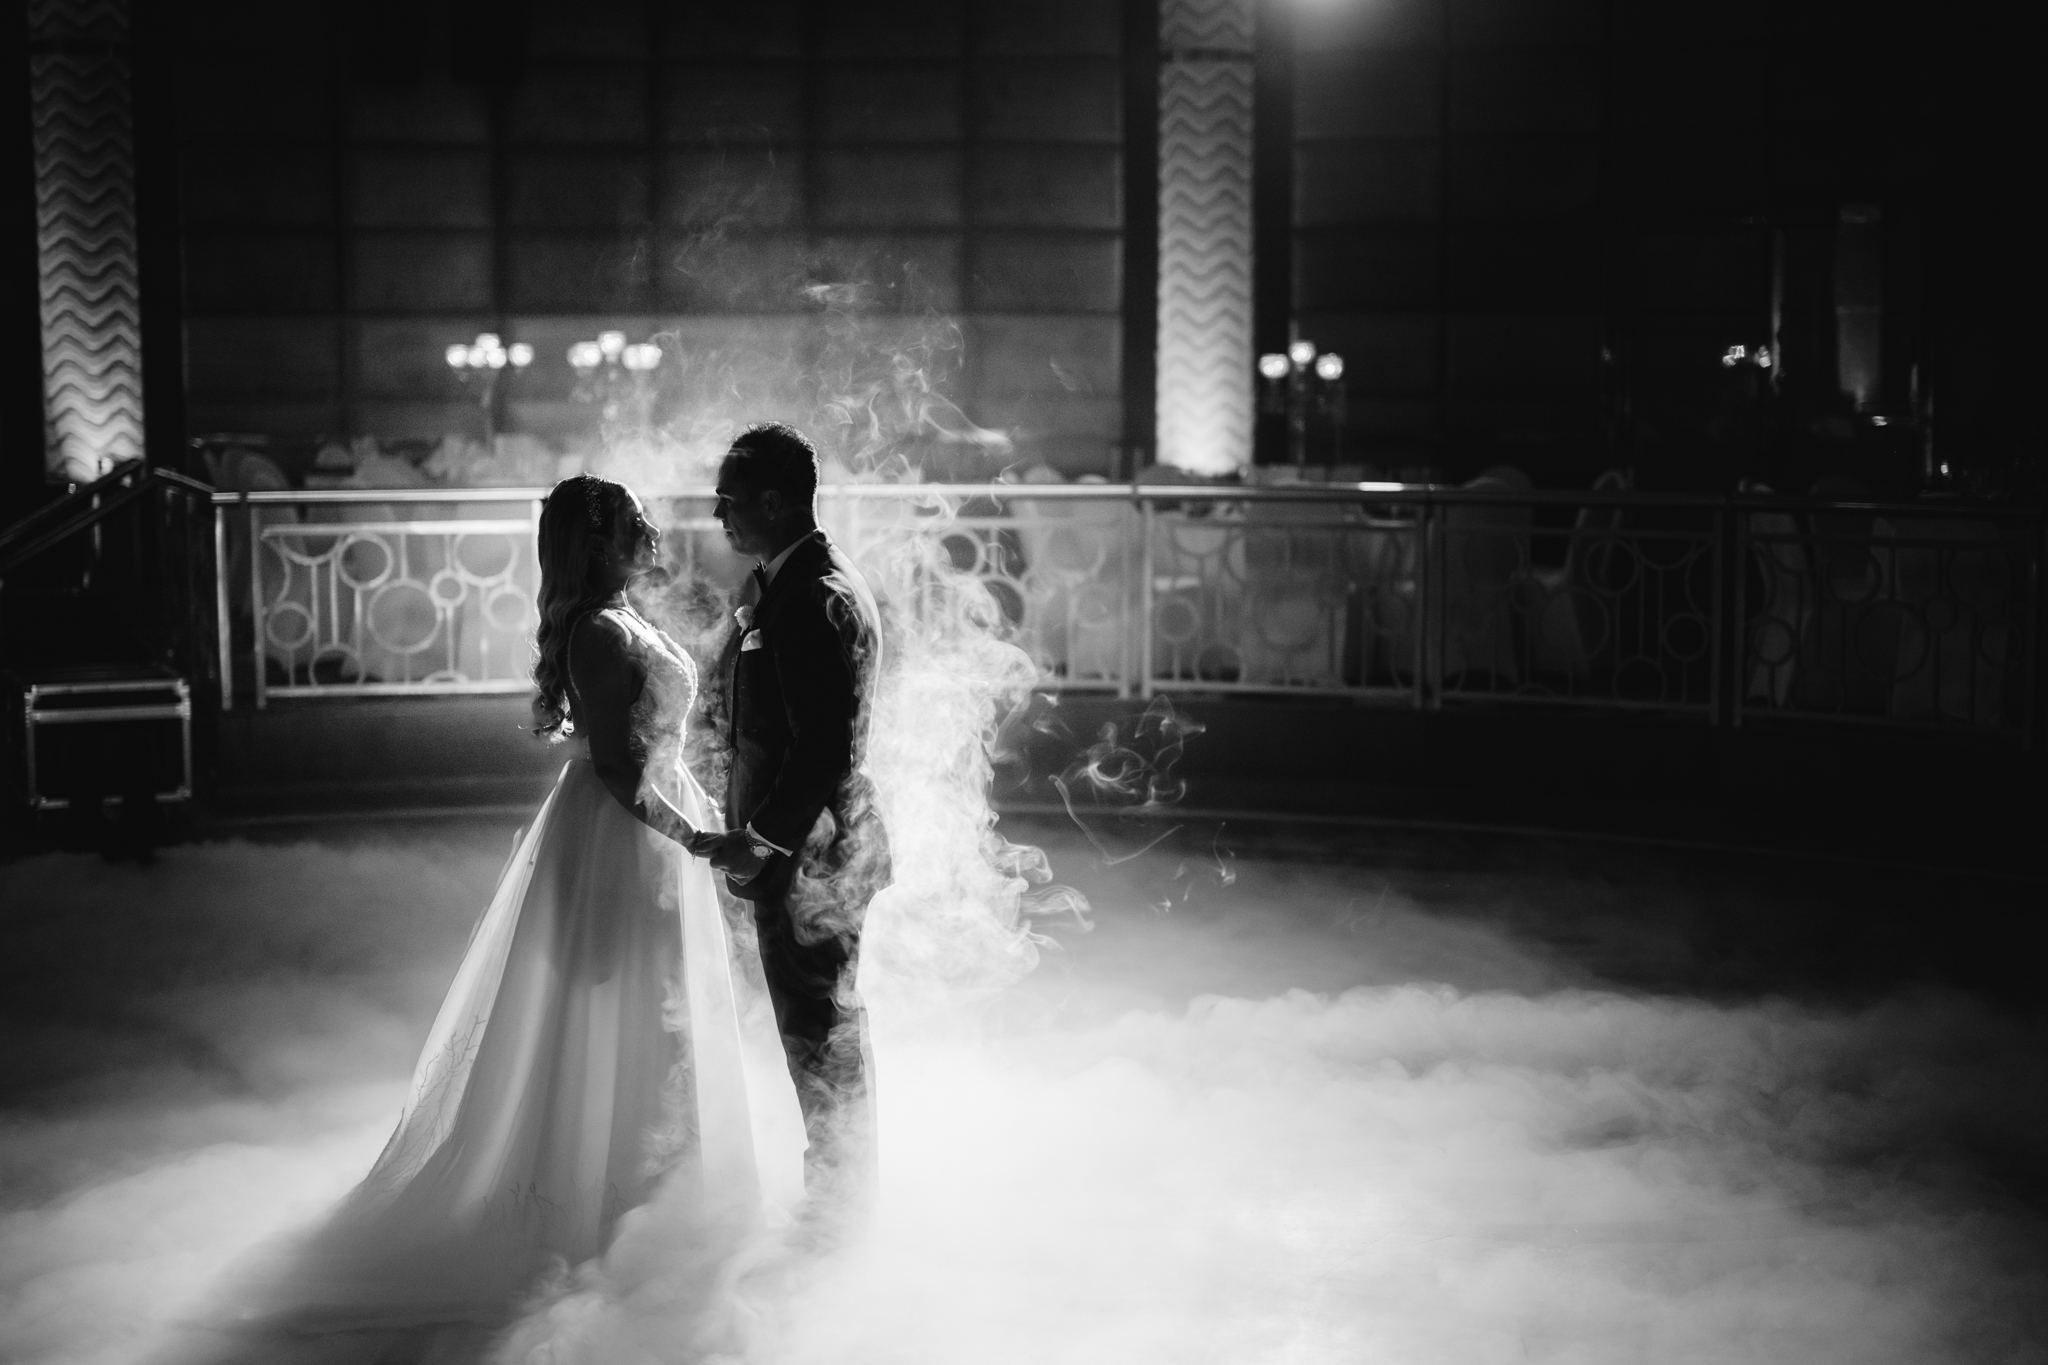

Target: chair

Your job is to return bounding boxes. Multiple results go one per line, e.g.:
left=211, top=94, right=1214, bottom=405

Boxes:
left=1797, top=476, right=1893, bottom=716
left=1439, top=467, right=1531, bottom=687
left=1011, top=474, right=1132, bottom=687
left=1516, top=469, right=1632, bottom=683
left=1739, top=483, right=1812, bottom=710
left=1882, top=515, right=2010, bottom=725
left=1235, top=496, right=1354, bottom=688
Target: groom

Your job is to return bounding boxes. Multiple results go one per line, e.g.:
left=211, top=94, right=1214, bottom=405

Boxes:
left=700, top=421, right=889, bottom=1203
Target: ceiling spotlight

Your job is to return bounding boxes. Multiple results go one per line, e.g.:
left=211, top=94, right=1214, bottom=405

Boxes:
left=1258, top=353, right=1290, bottom=380
left=508, top=342, right=534, bottom=368
left=1314, top=352, right=1345, bottom=382
left=445, top=344, right=469, bottom=369
left=1288, top=339, right=1318, bottom=368
left=598, top=330, right=627, bottom=361
left=568, top=341, right=602, bottom=371
left=622, top=342, right=663, bottom=372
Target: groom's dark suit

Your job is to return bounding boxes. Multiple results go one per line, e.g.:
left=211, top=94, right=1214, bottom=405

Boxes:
left=717, top=527, right=888, bottom=1191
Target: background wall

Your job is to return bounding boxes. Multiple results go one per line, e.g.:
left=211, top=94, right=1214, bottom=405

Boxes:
left=1290, top=0, right=2037, bottom=494
left=27, top=0, right=2019, bottom=497
left=173, top=0, right=1125, bottom=478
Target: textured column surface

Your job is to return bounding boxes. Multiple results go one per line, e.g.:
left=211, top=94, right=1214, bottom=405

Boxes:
left=1156, top=0, right=1254, bottom=476
left=30, top=0, right=142, bottom=483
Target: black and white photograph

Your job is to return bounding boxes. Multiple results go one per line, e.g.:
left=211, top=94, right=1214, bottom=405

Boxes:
left=1, top=0, right=2042, bottom=1362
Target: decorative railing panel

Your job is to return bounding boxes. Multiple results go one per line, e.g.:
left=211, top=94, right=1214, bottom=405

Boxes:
left=212, top=486, right=2041, bottom=741
left=1143, top=502, right=1414, bottom=696
left=223, top=492, right=541, bottom=703
left=1738, top=507, right=2033, bottom=730
left=1435, top=505, right=1722, bottom=712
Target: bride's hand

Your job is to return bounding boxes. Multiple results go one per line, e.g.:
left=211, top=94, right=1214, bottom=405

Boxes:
left=651, top=802, right=700, bottom=850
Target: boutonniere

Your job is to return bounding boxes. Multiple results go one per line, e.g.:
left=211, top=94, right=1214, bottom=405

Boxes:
left=733, top=604, right=753, bottom=630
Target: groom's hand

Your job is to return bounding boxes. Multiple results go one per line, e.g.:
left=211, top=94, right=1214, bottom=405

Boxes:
left=702, top=830, right=767, bottom=882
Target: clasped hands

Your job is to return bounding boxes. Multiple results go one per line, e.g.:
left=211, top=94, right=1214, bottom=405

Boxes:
left=678, top=824, right=768, bottom=882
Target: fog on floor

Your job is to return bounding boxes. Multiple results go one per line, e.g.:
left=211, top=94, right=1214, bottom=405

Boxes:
left=1, top=818, right=2042, bottom=1365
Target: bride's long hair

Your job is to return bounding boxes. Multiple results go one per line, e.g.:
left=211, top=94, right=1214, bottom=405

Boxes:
left=532, top=474, right=626, bottom=741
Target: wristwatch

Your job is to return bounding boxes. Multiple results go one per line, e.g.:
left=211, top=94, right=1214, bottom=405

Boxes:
left=745, top=832, right=777, bottom=863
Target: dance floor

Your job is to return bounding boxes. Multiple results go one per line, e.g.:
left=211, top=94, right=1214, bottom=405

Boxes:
left=1, top=811, right=2043, bottom=1364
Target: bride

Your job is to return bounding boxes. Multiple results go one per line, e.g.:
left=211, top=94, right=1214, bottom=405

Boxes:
left=192, top=475, right=782, bottom=1344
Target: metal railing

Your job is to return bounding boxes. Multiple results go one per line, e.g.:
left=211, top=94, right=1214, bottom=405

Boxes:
left=210, top=484, right=2042, bottom=741
left=211, top=488, right=544, bottom=706
left=3, top=459, right=219, bottom=699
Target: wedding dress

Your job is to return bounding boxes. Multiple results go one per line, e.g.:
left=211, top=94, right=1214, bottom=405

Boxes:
left=226, top=608, right=780, bottom=1333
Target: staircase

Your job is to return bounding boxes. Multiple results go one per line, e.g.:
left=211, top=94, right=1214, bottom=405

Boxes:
left=0, top=460, right=216, bottom=834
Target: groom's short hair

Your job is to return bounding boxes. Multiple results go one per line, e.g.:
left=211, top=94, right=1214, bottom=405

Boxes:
left=727, top=422, right=819, bottom=508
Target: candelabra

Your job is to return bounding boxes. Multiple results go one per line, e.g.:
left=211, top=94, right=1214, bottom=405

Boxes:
left=568, top=330, right=664, bottom=430
left=1257, top=339, right=1347, bottom=469
left=445, top=333, right=533, bottom=447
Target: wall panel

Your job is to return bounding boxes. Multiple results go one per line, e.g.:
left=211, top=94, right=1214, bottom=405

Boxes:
left=173, top=0, right=1124, bottom=476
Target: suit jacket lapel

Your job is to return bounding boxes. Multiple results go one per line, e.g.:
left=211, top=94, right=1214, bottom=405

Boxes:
left=752, top=530, right=828, bottom=628
left=727, top=530, right=828, bottom=749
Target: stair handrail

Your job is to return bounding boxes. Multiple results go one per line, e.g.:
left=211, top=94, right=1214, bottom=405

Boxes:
left=0, top=459, right=146, bottom=558
left=0, top=462, right=213, bottom=578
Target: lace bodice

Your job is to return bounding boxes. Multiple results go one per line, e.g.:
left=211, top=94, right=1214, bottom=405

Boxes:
left=593, top=606, right=698, bottom=760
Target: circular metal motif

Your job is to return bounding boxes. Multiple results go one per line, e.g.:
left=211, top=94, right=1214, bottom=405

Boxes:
left=453, top=531, right=516, bottom=581
left=484, top=584, right=534, bottom=633
left=366, top=580, right=441, bottom=654
left=264, top=599, right=315, bottom=651
left=1153, top=593, right=1202, bottom=646
left=336, top=533, right=394, bottom=591
left=1661, top=612, right=1711, bottom=663
left=428, top=569, right=468, bottom=610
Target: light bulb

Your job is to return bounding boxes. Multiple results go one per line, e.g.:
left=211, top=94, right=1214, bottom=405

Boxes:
left=1315, top=352, right=1345, bottom=381
left=508, top=342, right=534, bottom=368
left=1288, top=339, right=1317, bottom=367
left=485, top=347, right=508, bottom=370
left=568, top=341, right=602, bottom=371
left=1258, top=353, right=1290, bottom=380
left=598, top=330, right=627, bottom=360
left=623, top=343, right=662, bottom=372
left=475, top=332, right=501, bottom=350
left=466, top=345, right=488, bottom=368
left=445, top=344, right=468, bottom=369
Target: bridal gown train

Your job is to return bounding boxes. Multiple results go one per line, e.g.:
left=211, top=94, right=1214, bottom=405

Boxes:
left=220, top=609, right=789, bottom=1334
